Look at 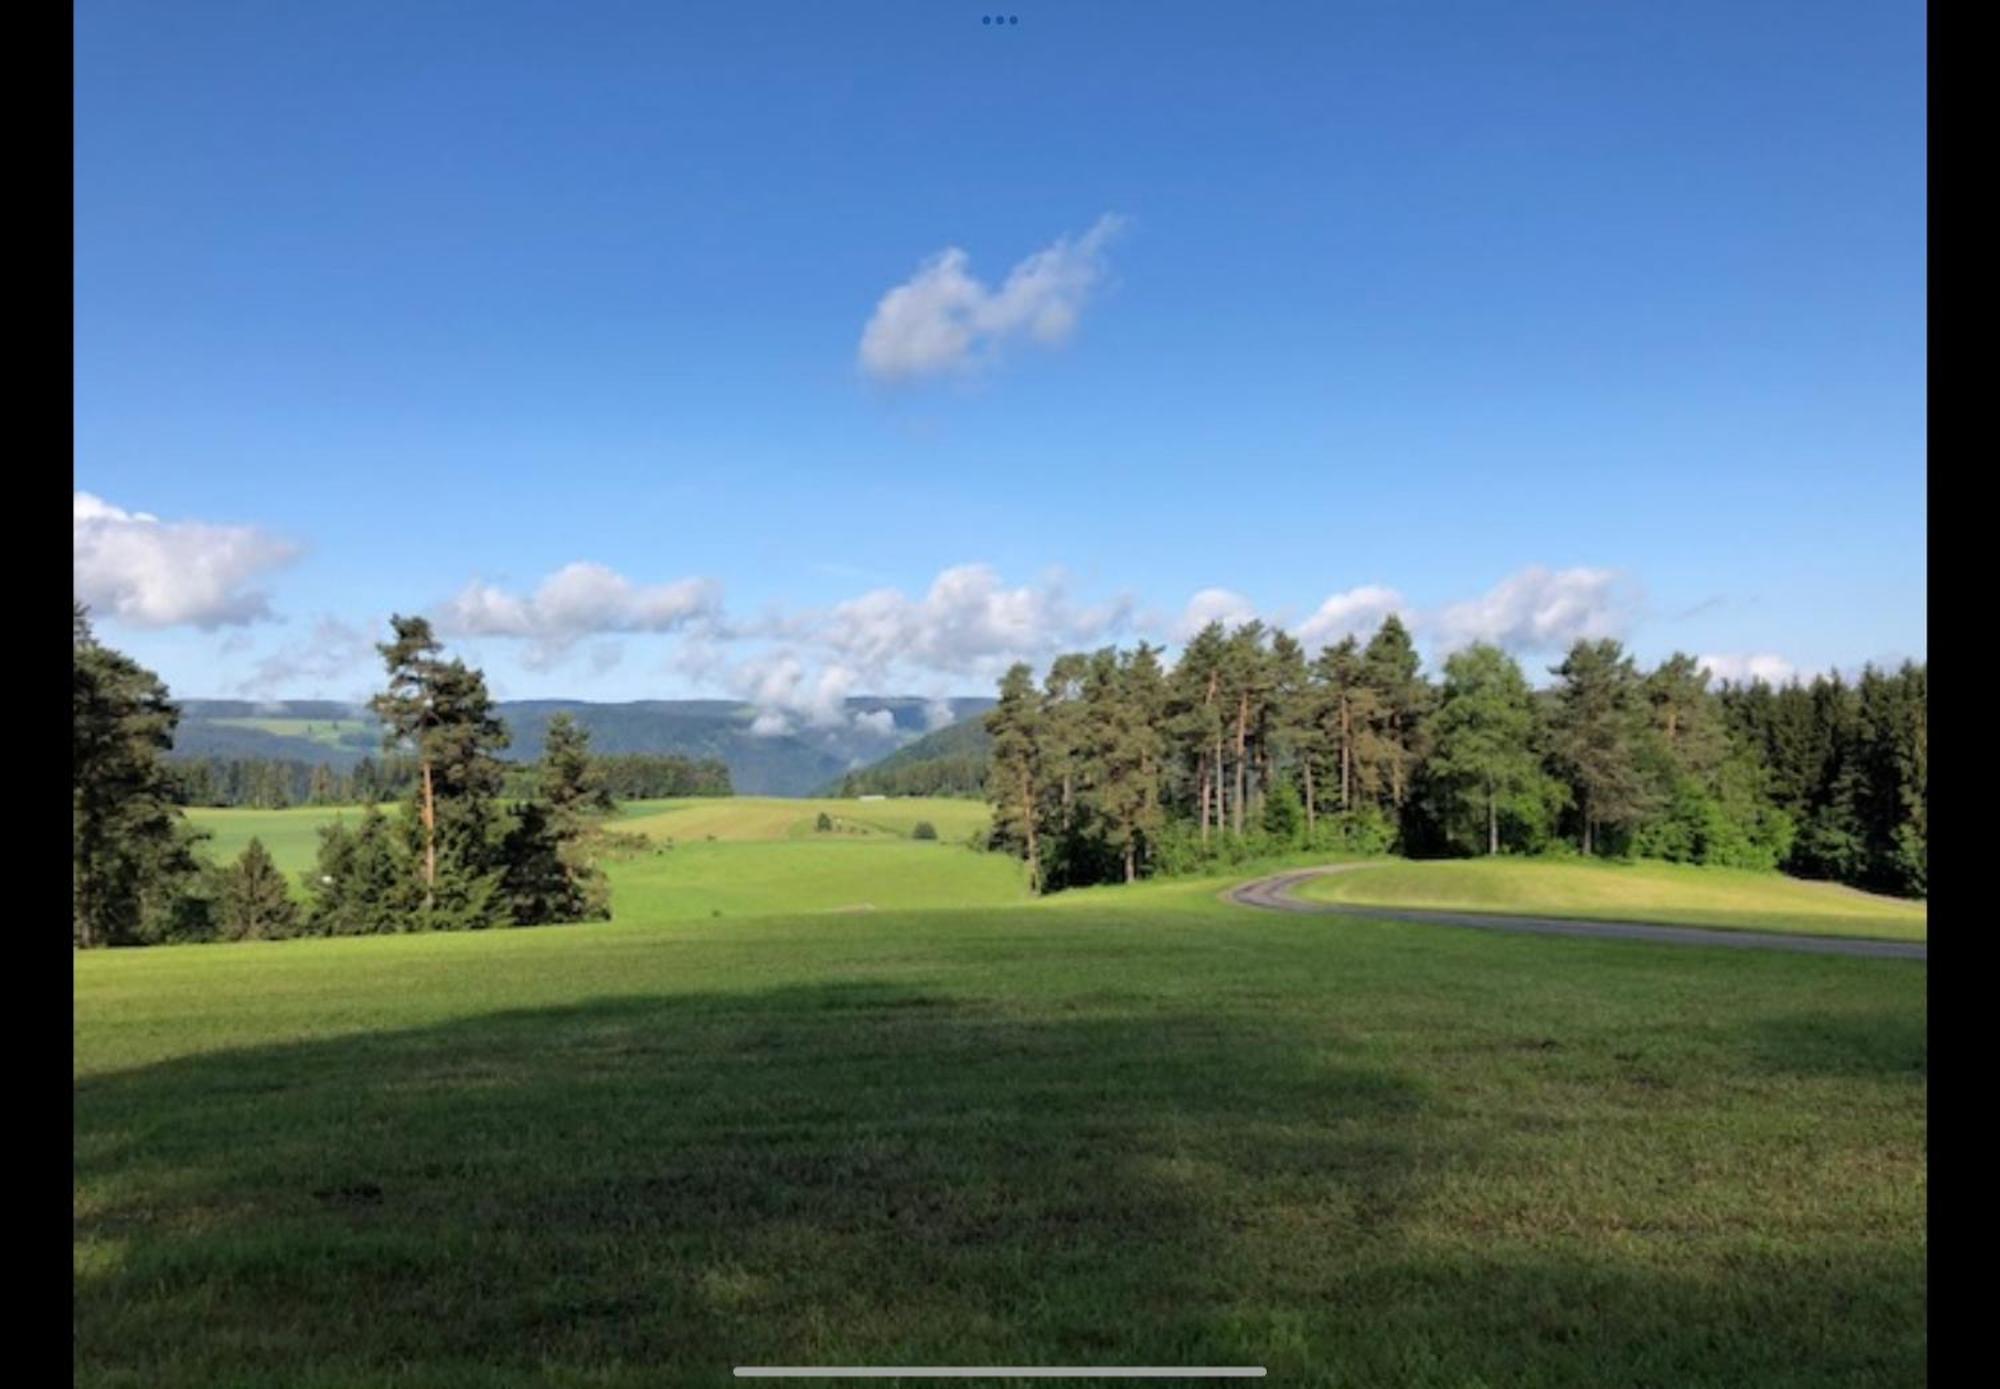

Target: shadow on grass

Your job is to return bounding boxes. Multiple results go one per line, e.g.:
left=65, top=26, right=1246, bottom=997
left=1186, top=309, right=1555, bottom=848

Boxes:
left=74, top=980, right=1926, bottom=1387
left=1739, top=1007, right=1928, bottom=1081
left=76, top=982, right=1437, bottom=1383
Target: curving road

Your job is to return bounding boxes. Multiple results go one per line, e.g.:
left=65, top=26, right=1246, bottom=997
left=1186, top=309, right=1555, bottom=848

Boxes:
left=1225, top=865, right=1928, bottom=961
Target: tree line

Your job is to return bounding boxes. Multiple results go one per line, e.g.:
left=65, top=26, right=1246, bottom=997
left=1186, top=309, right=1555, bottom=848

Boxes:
left=166, top=754, right=422, bottom=808
left=167, top=747, right=731, bottom=810
left=74, top=608, right=647, bottom=946
left=983, top=617, right=1926, bottom=898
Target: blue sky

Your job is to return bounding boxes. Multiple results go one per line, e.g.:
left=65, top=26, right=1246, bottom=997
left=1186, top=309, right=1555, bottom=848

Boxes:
left=74, top=1, right=1924, bottom=719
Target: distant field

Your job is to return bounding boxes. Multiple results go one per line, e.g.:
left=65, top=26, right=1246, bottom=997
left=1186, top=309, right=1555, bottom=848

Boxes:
left=604, top=839, right=1028, bottom=920
left=617, top=795, right=990, bottom=844
left=186, top=804, right=397, bottom=886
left=1297, top=857, right=1928, bottom=941
left=208, top=716, right=376, bottom=748
left=186, top=797, right=995, bottom=907
left=75, top=869, right=1925, bottom=1386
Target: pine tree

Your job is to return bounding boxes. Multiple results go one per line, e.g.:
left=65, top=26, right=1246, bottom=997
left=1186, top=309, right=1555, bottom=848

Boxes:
left=1548, top=640, right=1656, bottom=855
left=985, top=664, right=1046, bottom=890
left=218, top=837, right=300, bottom=941
left=370, top=617, right=512, bottom=930
left=540, top=712, right=615, bottom=833
left=1357, top=616, right=1432, bottom=838
left=1430, top=644, right=1540, bottom=855
left=306, top=804, right=406, bottom=935
left=73, top=605, right=206, bottom=947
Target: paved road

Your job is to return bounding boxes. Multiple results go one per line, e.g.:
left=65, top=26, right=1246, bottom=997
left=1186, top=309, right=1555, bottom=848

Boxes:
left=1225, top=865, right=1928, bottom=961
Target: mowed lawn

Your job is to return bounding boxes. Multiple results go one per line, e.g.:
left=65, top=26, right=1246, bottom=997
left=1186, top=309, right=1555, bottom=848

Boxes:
left=75, top=869, right=1925, bottom=1387
left=1298, top=857, right=1928, bottom=942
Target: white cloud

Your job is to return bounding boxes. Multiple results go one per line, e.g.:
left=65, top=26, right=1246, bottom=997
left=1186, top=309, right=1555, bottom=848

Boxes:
left=731, top=651, right=862, bottom=731
left=438, top=561, right=722, bottom=668
left=1431, top=566, right=1630, bottom=654
left=1295, top=585, right=1408, bottom=650
left=1698, top=652, right=1798, bottom=686
left=814, top=563, right=1132, bottom=682
left=852, top=709, right=897, bottom=737
left=73, top=491, right=298, bottom=629
left=1175, top=588, right=1259, bottom=640
left=238, top=615, right=378, bottom=697
left=858, top=215, right=1124, bottom=381
left=923, top=699, right=958, bottom=731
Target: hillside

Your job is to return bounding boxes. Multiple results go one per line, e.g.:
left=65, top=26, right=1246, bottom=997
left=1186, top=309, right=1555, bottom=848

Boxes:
left=825, top=716, right=992, bottom=797
left=169, top=697, right=994, bottom=797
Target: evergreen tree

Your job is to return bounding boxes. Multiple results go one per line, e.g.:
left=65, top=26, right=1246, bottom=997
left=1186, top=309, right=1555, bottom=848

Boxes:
left=369, top=617, right=512, bottom=930
left=540, top=712, right=615, bottom=831
left=1548, top=640, right=1656, bottom=855
left=985, top=664, right=1045, bottom=889
left=73, top=605, right=206, bottom=947
left=217, top=837, right=300, bottom=941
left=1430, top=644, right=1541, bottom=855
left=1356, top=616, right=1432, bottom=840
left=305, top=804, right=406, bottom=935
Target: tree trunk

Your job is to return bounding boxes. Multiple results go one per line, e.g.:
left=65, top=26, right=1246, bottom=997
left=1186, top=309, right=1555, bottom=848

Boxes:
left=1123, top=840, right=1136, bottom=883
left=1234, top=695, right=1249, bottom=836
left=1215, top=733, right=1227, bottom=832
left=1304, top=758, right=1316, bottom=837
left=1487, top=779, right=1498, bottom=856
left=1340, top=698, right=1352, bottom=810
left=1197, top=754, right=1210, bottom=845
left=1023, top=777, right=1039, bottom=891
left=421, top=758, right=438, bottom=908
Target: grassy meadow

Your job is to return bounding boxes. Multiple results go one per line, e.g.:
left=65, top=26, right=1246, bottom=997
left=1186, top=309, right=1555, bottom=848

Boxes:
left=78, top=830, right=1924, bottom=1386
left=1297, top=857, right=1928, bottom=942
left=186, top=804, right=396, bottom=883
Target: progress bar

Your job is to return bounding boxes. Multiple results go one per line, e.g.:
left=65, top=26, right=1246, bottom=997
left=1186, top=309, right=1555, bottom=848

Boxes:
left=733, top=1372, right=1266, bottom=1380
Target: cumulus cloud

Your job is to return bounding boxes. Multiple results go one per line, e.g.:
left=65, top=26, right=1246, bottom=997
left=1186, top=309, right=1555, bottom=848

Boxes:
left=923, top=699, right=959, bottom=731
left=1295, top=585, right=1408, bottom=650
left=852, top=709, right=897, bottom=738
left=73, top=491, right=299, bottom=629
left=437, top=561, right=722, bottom=668
left=1175, top=588, right=1260, bottom=640
left=812, top=563, right=1133, bottom=681
left=858, top=215, right=1124, bottom=381
left=707, top=565, right=1133, bottom=736
left=731, top=651, right=863, bottom=734
left=1698, top=652, right=1798, bottom=686
left=1431, top=566, right=1630, bottom=654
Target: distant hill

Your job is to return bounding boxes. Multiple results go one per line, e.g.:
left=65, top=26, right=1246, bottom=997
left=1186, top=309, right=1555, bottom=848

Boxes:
left=167, top=697, right=994, bottom=797
left=825, top=716, right=992, bottom=798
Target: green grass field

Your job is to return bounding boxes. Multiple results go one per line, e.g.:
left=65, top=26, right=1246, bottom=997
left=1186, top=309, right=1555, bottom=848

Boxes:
left=616, top=795, right=991, bottom=844
left=210, top=716, right=375, bottom=747
left=1297, top=857, right=1928, bottom=942
left=604, top=839, right=1029, bottom=920
left=186, top=796, right=991, bottom=904
left=76, top=850, right=1924, bottom=1387
left=187, top=805, right=397, bottom=884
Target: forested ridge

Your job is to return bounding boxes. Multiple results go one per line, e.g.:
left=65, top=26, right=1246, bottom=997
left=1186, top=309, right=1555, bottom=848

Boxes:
left=831, top=718, right=992, bottom=798
left=983, top=617, right=1926, bottom=898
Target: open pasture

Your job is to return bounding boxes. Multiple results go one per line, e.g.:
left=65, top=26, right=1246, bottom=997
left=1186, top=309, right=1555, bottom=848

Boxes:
left=75, top=869, right=1924, bottom=1387
left=616, top=795, right=989, bottom=844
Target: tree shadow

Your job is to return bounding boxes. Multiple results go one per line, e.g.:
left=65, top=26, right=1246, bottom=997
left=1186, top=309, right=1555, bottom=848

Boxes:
left=75, top=981, right=1440, bottom=1383
left=1737, top=1006, right=1928, bottom=1081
